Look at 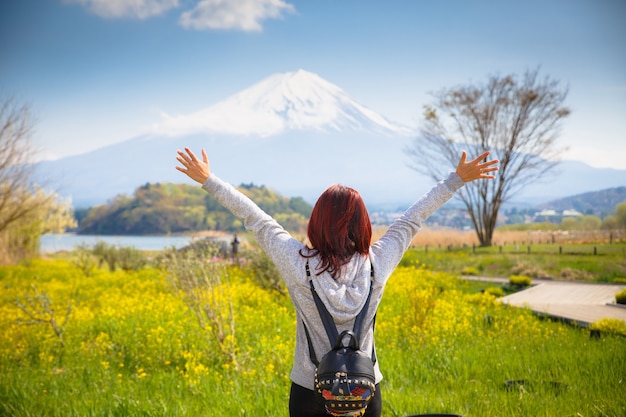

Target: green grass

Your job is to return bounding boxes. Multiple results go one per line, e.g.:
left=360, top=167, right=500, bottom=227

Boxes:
left=1, top=257, right=625, bottom=416
left=403, top=243, right=626, bottom=282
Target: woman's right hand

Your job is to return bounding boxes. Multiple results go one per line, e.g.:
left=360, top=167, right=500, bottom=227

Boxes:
left=176, top=147, right=211, bottom=184
left=455, top=151, right=499, bottom=182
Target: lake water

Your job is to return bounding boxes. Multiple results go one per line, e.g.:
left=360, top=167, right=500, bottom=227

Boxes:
left=40, top=234, right=194, bottom=253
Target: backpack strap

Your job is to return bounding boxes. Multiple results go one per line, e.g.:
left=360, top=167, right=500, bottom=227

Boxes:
left=303, top=259, right=375, bottom=366
left=352, top=265, right=374, bottom=343
left=303, top=318, right=320, bottom=366
left=358, top=264, right=377, bottom=364
left=306, top=262, right=339, bottom=345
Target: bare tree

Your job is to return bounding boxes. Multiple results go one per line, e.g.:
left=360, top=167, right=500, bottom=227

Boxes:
left=0, top=95, right=41, bottom=234
left=0, top=95, right=76, bottom=263
left=407, top=69, right=570, bottom=246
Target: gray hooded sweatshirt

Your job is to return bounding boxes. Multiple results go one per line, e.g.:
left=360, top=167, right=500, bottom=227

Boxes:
left=202, top=172, right=465, bottom=390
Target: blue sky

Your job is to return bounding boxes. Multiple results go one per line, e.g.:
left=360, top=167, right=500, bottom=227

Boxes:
left=2, top=0, right=625, bottom=169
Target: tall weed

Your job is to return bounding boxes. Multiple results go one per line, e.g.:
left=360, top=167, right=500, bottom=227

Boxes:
left=161, top=245, right=238, bottom=367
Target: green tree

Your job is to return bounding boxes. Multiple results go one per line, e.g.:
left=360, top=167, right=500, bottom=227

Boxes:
left=407, top=69, right=570, bottom=246
left=616, top=201, right=626, bottom=228
left=601, top=215, right=619, bottom=230
left=561, top=215, right=601, bottom=231
left=602, top=201, right=626, bottom=230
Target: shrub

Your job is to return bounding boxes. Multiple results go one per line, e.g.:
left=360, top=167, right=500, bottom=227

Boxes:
left=589, top=318, right=626, bottom=336
left=14, top=283, right=73, bottom=348
left=116, top=246, right=147, bottom=271
left=92, top=241, right=117, bottom=271
left=461, top=266, right=479, bottom=276
left=241, top=246, right=286, bottom=296
left=72, top=243, right=96, bottom=276
left=560, top=267, right=593, bottom=281
left=511, top=262, right=547, bottom=279
left=91, top=241, right=147, bottom=272
left=615, top=288, right=626, bottom=305
left=484, top=286, right=504, bottom=298
left=509, top=275, right=532, bottom=287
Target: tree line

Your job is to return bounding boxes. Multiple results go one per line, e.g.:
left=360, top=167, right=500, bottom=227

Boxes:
left=501, top=202, right=626, bottom=230
left=77, top=182, right=312, bottom=235
left=498, top=201, right=626, bottom=232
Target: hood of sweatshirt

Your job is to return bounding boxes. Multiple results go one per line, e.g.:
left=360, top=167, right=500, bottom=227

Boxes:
left=310, top=255, right=372, bottom=326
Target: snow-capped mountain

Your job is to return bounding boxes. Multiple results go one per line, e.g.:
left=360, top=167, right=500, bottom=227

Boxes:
left=35, top=69, right=422, bottom=208
left=150, top=69, right=412, bottom=138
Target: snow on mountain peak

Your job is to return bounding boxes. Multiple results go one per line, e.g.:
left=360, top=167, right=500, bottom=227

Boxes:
left=150, top=69, right=412, bottom=137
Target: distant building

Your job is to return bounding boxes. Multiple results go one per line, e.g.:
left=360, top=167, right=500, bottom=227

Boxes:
left=535, top=209, right=558, bottom=217
left=533, top=208, right=583, bottom=224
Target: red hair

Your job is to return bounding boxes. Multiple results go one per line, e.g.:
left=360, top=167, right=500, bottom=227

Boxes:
left=302, top=184, right=372, bottom=278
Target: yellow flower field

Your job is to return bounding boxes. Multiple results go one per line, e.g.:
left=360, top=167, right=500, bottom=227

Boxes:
left=0, top=256, right=624, bottom=416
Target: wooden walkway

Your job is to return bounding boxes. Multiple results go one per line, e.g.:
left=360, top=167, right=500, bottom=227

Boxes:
left=465, top=277, right=626, bottom=326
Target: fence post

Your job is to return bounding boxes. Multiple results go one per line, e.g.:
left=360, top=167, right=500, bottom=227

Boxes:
left=528, top=246, right=531, bottom=254
left=594, top=247, right=597, bottom=256
left=559, top=246, right=562, bottom=255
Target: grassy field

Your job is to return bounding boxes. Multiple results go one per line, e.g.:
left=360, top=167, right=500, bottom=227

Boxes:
left=368, top=227, right=626, bottom=283
left=1, top=248, right=625, bottom=416
left=400, top=243, right=626, bottom=283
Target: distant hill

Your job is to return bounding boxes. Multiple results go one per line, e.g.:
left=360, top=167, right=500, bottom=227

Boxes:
left=78, top=182, right=312, bottom=235
left=535, top=186, right=626, bottom=217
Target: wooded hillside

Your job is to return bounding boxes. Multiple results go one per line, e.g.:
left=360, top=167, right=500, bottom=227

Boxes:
left=78, top=182, right=312, bottom=235
left=536, top=186, right=626, bottom=217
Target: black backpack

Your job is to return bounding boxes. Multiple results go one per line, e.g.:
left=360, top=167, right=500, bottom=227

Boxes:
left=303, top=261, right=376, bottom=417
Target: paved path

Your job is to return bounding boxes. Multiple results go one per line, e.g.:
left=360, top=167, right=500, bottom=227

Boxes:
left=465, top=277, right=626, bottom=326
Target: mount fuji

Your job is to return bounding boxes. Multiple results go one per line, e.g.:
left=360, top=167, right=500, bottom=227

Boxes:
left=35, top=69, right=422, bottom=209
left=150, top=69, right=412, bottom=138
left=34, top=69, right=626, bottom=210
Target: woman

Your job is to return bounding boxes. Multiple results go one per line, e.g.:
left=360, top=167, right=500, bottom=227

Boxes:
left=176, top=147, right=498, bottom=417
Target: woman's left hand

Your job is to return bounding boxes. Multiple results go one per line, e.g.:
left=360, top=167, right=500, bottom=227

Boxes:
left=455, top=151, right=499, bottom=182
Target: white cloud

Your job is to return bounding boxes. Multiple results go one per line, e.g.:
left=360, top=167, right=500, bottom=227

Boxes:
left=64, top=0, right=180, bottom=19
left=64, top=0, right=295, bottom=30
left=149, top=103, right=285, bottom=137
left=179, top=0, right=295, bottom=31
